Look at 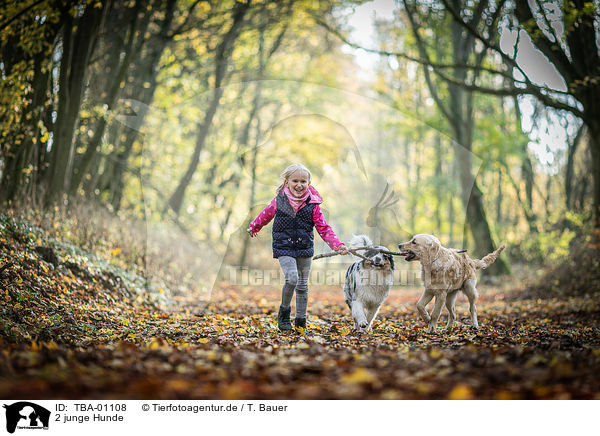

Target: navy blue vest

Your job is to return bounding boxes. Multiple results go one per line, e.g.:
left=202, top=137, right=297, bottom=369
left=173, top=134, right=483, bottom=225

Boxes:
left=272, top=190, right=316, bottom=258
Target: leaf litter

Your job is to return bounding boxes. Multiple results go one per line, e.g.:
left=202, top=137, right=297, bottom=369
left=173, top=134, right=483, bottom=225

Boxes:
left=1, top=229, right=600, bottom=400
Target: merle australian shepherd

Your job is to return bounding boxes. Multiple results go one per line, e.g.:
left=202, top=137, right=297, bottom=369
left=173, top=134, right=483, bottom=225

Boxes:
left=343, top=235, right=394, bottom=332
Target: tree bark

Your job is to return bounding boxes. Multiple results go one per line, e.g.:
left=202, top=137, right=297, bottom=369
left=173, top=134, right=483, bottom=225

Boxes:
left=442, top=0, right=508, bottom=274
left=0, top=52, right=50, bottom=204
left=588, top=127, right=600, bottom=228
left=496, top=167, right=502, bottom=225
left=565, top=125, right=585, bottom=210
left=448, top=156, right=455, bottom=246
left=69, top=0, right=145, bottom=196
left=239, top=25, right=266, bottom=267
left=91, top=0, right=178, bottom=209
left=45, top=2, right=108, bottom=205
left=434, top=133, right=442, bottom=235
left=167, top=0, right=251, bottom=216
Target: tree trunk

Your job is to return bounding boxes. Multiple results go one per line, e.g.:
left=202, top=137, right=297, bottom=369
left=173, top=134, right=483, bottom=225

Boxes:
left=0, top=49, right=51, bottom=205
left=91, top=0, right=178, bottom=208
left=406, top=140, right=415, bottom=234
left=70, top=0, right=145, bottom=196
left=450, top=1, right=508, bottom=275
left=238, top=118, right=261, bottom=267
left=45, top=2, right=108, bottom=205
left=565, top=125, right=585, bottom=210
left=434, top=133, right=442, bottom=234
left=496, top=167, right=502, bottom=225
left=589, top=128, right=600, bottom=229
left=167, top=1, right=251, bottom=216
left=455, top=136, right=509, bottom=275
left=239, top=26, right=266, bottom=267
left=403, top=0, right=507, bottom=274
left=448, top=156, right=455, bottom=246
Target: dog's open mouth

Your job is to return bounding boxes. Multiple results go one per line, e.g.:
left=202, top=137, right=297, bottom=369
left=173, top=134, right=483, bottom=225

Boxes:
left=401, top=250, right=416, bottom=261
left=365, top=259, right=385, bottom=268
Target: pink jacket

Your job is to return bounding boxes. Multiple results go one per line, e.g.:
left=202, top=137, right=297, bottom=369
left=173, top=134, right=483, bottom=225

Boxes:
left=249, top=186, right=344, bottom=251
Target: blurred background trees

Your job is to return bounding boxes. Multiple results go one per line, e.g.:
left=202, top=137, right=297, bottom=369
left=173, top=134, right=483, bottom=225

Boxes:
left=1, top=0, right=597, bottom=278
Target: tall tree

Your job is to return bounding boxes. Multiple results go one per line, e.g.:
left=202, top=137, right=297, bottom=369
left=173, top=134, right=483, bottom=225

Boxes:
left=166, top=0, right=252, bottom=216
left=0, top=1, right=63, bottom=204
left=436, top=0, right=600, bottom=229
left=314, top=0, right=509, bottom=273
left=45, top=1, right=110, bottom=205
left=402, top=0, right=509, bottom=274
left=69, top=0, right=148, bottom=196
left=86, top=0, right=209, bottom=210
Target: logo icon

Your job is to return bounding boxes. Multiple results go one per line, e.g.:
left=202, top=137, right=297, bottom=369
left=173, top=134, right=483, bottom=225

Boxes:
left=3, top=402, right=50, bottom=434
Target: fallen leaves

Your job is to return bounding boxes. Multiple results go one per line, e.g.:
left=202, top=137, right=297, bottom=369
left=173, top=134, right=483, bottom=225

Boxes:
left=340, top=368, right=377, bottom=384
left=1, top=225, right=600, bottom=399
left=447, top=383, right=474, bottom=400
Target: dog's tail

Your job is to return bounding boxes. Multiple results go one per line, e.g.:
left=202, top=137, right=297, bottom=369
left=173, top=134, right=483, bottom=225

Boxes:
left=471, top=244, right=506, bottom=270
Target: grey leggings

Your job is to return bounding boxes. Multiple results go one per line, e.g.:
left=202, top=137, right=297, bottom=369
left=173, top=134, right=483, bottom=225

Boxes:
left=278, top=256, right=312, bottom=319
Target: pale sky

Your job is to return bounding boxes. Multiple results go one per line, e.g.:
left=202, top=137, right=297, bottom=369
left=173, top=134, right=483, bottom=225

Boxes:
left=342, top=0, right=574, bottom=171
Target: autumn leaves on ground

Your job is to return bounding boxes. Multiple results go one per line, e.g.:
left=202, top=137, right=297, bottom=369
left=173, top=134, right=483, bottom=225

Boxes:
left=1, top=212, right=600, bottom=400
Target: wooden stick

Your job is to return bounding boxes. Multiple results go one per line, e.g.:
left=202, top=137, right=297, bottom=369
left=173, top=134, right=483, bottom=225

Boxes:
left=313, top=246, right=467, bottom=260
left=348, top=248, right=371, bottom=261
left=313, top=246, right=404, bottom=260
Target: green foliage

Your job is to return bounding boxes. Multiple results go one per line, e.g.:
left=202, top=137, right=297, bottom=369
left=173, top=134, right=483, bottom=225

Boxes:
left=512, top=211, right=590, bottom=264
left=1, top=0, right=594, bottom=276
left=0, top=212, right=42, bottom=245
left=518, top=227, right=576, bottom=264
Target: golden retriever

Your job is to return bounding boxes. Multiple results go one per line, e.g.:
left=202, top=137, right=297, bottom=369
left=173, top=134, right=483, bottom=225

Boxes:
left=398, top=234, right=505, bottom=332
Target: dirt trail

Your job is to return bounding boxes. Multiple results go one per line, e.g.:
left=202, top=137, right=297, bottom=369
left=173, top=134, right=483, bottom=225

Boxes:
left=2, top=275, right=600, bottom=399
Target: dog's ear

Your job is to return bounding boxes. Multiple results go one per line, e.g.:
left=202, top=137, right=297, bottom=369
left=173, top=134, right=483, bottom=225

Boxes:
left=385, top=253, right=395, bottom=270
left=423, top=237, right=440, bottom=265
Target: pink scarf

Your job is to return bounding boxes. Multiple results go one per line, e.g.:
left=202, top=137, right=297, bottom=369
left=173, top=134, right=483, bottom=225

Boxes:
left=283, top=185, right=310, bottom=213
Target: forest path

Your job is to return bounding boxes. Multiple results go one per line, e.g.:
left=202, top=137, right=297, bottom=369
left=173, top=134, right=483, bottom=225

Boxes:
left=2, top=268, right=600, bottom=399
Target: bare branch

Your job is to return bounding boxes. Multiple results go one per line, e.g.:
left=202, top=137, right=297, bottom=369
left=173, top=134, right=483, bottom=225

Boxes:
left=310, top=12, right=515, bottom=81
left=438, top=0, right=532, bottom=85
left=168, top=0, right=203, bottom=38
left=312, top=1, right=583, bottom=119
left=0, top=0, right=46, bottom=32
left=462, top=0, right=491, bottom=54
left=267, top=21, right=289, bottom=58
left=425, top=67, right=584, bottom=117
left=313, top=246, right=407, bottom=261
left=513, top=1, right=576, bottom=84
left=314, top=245, right=467, bottom=260
left=534, top=0, right=561, bottom=45
left=402, top=0, right=456, bottom=125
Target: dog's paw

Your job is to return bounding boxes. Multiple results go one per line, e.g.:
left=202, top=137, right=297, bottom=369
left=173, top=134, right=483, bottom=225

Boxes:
left=426, top=325, right=437, bottom=334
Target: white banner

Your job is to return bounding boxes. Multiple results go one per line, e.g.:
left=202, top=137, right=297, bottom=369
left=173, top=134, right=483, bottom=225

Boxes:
left=0, top=400, right=597, bottom=436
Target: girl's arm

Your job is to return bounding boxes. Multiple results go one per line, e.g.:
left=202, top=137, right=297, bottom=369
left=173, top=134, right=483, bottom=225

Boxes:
left=313, top=204, right=345, bottom=251
left=248, top=198, right=277, bottom=235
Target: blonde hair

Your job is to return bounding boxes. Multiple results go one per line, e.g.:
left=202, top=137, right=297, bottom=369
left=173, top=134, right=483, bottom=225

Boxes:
left=276, top=163, right=312, bottom=193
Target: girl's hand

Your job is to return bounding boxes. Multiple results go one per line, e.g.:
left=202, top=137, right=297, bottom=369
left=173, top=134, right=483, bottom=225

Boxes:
left=247, top=228, right=258, bottom=237
left=337, top=244, right=349, bottom=255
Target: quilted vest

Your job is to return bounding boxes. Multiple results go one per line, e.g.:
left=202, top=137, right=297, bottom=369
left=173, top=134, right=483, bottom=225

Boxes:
left=272, top=190, right=316, bottom=258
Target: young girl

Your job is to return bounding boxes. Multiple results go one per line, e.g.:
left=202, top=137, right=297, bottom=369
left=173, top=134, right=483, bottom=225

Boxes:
left=248, top=163, right=348, bottom=331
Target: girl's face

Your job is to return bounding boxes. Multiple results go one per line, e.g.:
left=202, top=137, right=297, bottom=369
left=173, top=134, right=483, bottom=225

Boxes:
left=285, top=170, right=310, bottom=198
